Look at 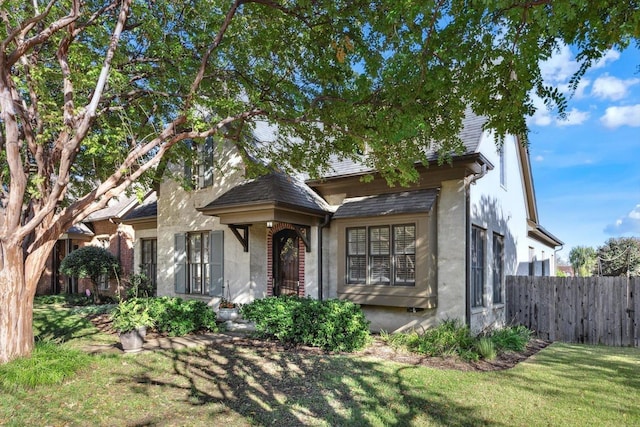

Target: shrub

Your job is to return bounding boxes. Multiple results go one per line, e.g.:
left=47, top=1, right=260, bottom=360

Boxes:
left=147, top=297, right=218, bottom=336
left=488, top=325, right=532, bottom=352
left=476, top=337, right=497, bottom=360
left=240, top=296, right=371, bottom=352
left=110, top=298, right=154, bottom=333
left=381, top=319, right=478, bottom=361
left=59, top=246, right=120, bottom=302
left=125, top=272, right=155, bottom=299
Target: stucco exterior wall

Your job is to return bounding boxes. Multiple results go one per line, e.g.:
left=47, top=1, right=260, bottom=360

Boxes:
left=468, top=132, right=558, bottom=331
left=156, top=141, right=247, bottom=304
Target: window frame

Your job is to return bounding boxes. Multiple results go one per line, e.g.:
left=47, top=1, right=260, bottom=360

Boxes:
left=183, top=232, right=210, bottom=295
left=471, top=226, right=486, bottom=308
left=345, top=223, right=416, bottom=287
left=492, top=233, right=504, bottom=305
left=141, top=238, right=157, bottom=289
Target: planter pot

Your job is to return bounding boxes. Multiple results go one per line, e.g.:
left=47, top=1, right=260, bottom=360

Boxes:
left=119, top=326, right=147, bottom=353
left=217, top=308, right=240, bottom=322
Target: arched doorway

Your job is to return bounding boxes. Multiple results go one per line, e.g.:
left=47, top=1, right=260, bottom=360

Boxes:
left=272, top=229, right=299, bottom=296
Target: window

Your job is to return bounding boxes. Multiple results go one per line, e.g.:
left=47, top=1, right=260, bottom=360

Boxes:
left=184, top=137, right=215, bottom=189
left=98, top=273, right=109, bottom=291
left=174, top=231, right=224, bottom=296
left=187, top=232, right=210, bottom=295
left=346, top=224, right=415, bottom=286
left=471, top=226, right=485, bottom=308
left=528, top=247, right=535, bottom=276
left=492, top=233, right=504, bottom=304
left=499, top=144, right=506, bottom=188
left=141, top=239, right=157, bottom=289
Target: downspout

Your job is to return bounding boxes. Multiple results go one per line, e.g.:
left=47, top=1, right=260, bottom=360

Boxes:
left=318, top=214, right=331, bottom=301
left=465, top=164, right=488, bottom=326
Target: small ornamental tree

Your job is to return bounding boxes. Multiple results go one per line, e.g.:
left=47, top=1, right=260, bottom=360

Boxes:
left=569, top=246, right=597, bottom=277
left=596, top=237, right=640, bottom=277
left=59, top=246, right=120, bottom=302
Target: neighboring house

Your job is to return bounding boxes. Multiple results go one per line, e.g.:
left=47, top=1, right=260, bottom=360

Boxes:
left=36, top=196, right=138, bottom=297
left=120, top=191, right=158, bottom=291
left=557, top=265, right=575, bottom=277
left=125, top=112, right=562, bottom=332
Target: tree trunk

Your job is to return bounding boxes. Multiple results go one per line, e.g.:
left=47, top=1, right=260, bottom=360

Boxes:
left=0, top=244, right=35, bottom=363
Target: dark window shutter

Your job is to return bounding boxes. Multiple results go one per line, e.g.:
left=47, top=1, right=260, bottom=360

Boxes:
left=174, top=233, right=187, bottom=293
left=209, top=230, right=224, bottom=296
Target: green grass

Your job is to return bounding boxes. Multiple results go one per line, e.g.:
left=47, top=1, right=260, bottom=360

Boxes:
left=0, top=304, right=638, bottom=426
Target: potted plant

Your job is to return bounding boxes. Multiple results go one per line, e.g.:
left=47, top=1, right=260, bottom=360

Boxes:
left=111, top=298, right=154, bottom=353
left=217, top=297, right=240, bottom=321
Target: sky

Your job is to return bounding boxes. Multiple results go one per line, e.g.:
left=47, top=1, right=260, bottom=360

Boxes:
left=527, top=44, right=640, bottom=262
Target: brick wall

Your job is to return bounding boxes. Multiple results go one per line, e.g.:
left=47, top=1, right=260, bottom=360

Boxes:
left=266, top=222, right=305, bottom=297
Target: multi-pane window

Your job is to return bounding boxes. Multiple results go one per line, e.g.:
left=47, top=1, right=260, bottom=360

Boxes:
left=346, top=224, right=416, bottom=286
left=187, top=232, right=210, bottom=294
left=184, top=137, right=215, bottom=189
left=492, top=233, right=504, bottom=304
left=471, top=226, right=485, bottom=308
left=141, top=239, right=157, bottom=289
left=347, top=228, right=366, bottom=284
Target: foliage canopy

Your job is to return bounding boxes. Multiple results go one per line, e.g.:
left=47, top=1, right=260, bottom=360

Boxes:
left=1, top=0, right=639, bottom=362
left=569, top=246, right=598, bottom=277
left=596, top=237, right=640, bottom=277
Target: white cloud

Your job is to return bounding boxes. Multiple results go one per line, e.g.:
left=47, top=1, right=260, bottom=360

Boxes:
left=534, top=155, right=544, bottom=162
left=604, top=204, right=640, bottom=235
left=557, top=108, right=590, bottom=126
left=539, top=44, right=579, bottom=85
left=600, top=104, right=640, bottom=128
left=592, top=74, right=640, bottom=101
left=592, top=49, right=621, bottom=69
left=528, top=94, right=553, bottom=126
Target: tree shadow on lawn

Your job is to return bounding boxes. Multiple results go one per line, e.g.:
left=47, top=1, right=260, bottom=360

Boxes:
left=33, top=305, right=109, bottom=344
left=118, top=341, right=501, bottom=426
left=499, top=343, right=640, bottom=418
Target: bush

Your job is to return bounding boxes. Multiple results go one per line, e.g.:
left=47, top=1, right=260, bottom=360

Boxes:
left=147, top=297, right=218, bottom=336
left=59, top=246, right=120, bottom=302
left=240, top=296, right=371, bottom=352
left=125, top=272, right=155, bottom=299
left=488, top=325, right=532, bottom=352
left=110, top=298, right=154, bottom=333
left=381, top=321, right=533, bottom=361
left=476, top=337, right=497, bottom=360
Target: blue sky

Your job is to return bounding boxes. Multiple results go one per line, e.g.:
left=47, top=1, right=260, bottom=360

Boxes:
left=527, top=44, right=640, bottom=261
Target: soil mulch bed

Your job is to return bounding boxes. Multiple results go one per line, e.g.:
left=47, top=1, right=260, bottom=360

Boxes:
left=87, top=312, right=550, bottom=372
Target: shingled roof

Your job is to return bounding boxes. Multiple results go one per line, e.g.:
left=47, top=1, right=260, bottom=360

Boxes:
left=122, top=192, right=157, bottom=221
left=319, top=110, right=488, bottom=179
left=333, top=189, right=438, bottom=219
left=200, top=172, right=331, bottom=215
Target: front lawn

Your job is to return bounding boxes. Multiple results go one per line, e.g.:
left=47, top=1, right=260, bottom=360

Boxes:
left=0, top=304, right=638, bottom=426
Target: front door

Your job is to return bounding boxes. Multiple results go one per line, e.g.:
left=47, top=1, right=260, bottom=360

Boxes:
left=273, top=229, right=299, bottom=296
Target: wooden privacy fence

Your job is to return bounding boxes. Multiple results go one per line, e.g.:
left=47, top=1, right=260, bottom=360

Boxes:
left=506, top=276, right=639, bottom=347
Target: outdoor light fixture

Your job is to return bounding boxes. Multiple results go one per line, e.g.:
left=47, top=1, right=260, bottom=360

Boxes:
left=267, top=221, right=273, bottom=228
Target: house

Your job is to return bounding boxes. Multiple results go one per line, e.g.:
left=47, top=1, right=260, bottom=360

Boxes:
left=126, top=112, right=562, bottom=333
left=36, top=195, right=139, bottom=298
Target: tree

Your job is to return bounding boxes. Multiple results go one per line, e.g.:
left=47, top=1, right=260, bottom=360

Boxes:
left=569, top=246, right=597, bottom=277
left=1, top=0, right=638, bottom=362
left=596, top=237, right=640, bottom=277
left=59, top=246, right=121, bottom=302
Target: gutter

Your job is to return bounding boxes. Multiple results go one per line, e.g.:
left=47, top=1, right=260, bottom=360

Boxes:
left=464, top=164, right=488, bottom=326
left=317, top=213, right=331, bottom=301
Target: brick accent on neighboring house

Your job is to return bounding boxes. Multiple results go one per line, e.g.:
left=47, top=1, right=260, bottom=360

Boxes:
left=266, top=222, right=305, bottom=297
